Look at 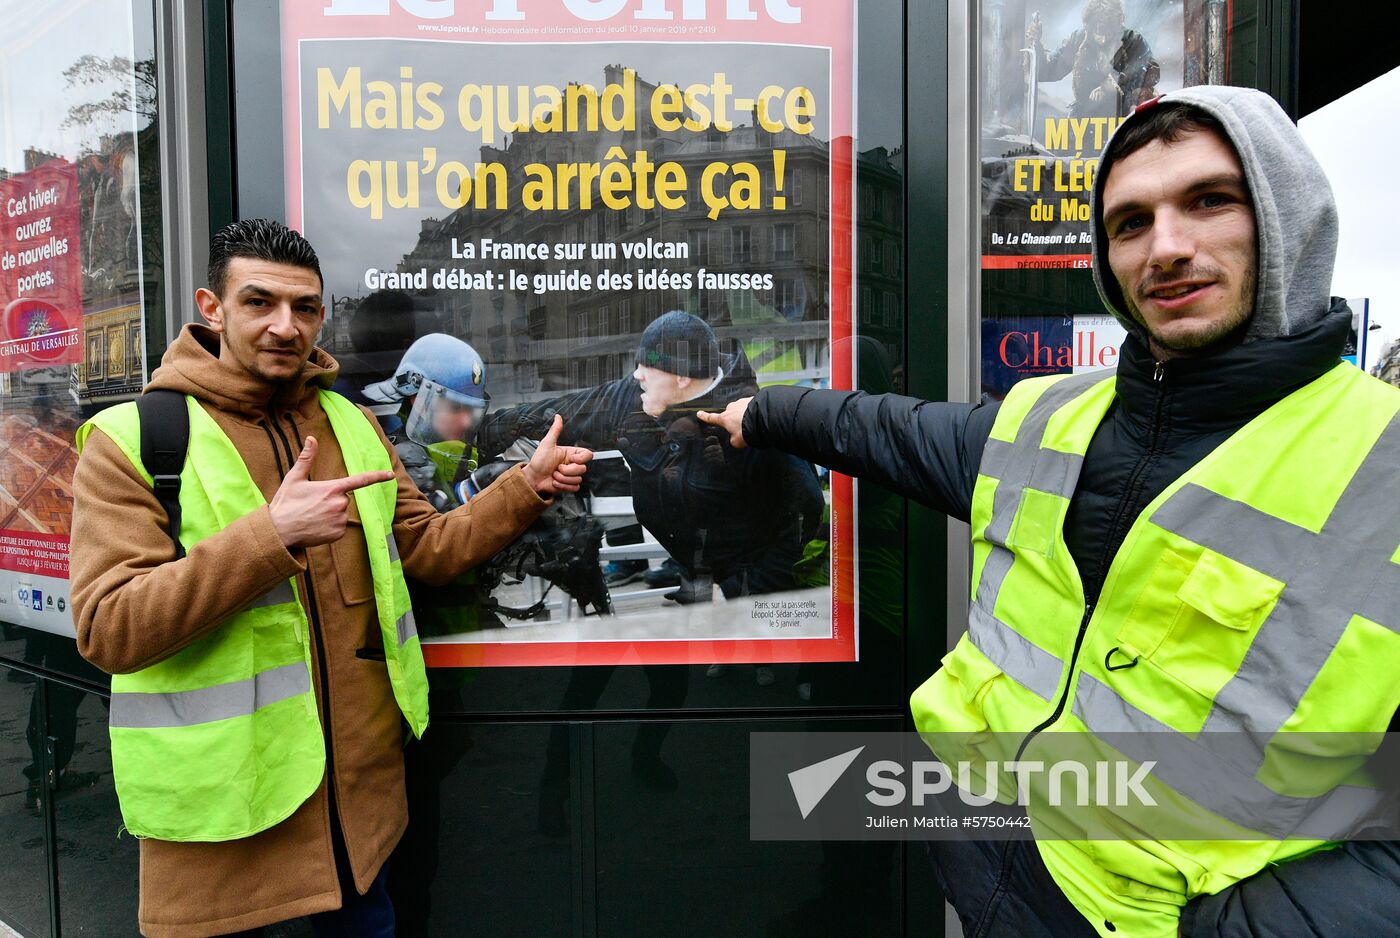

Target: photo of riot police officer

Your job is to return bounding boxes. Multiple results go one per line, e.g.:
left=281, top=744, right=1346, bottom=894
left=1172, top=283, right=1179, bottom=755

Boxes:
left=361, top=333, right=488, bottom=512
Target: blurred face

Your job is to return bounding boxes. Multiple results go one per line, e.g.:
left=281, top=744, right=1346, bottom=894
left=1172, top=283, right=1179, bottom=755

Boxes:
left=431, top=398, right=478, bottom=442
left=196, top=258, right=324, bottom=383
left=633, top=363, right=693, bottom=418
left=1102, top=128, right=1257, bottom=359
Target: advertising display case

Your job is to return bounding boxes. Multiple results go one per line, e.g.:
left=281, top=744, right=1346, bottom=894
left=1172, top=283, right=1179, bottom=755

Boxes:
left=0, top=0, right=1303, bottom=935
left=0, top=0, right=165, bottom=641
left=280, top=1, right=862, bottom=669
left=230, top=0, right=910, bottom=719
left=977, top=0, right=1248, bottom=403
left=0, top=0, right=164, bottom=933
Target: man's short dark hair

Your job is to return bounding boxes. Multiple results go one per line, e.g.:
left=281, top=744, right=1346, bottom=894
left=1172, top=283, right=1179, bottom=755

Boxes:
left=208, top=219, right=323, bottom=298
left=1101, top=102, right=1227, bottom=176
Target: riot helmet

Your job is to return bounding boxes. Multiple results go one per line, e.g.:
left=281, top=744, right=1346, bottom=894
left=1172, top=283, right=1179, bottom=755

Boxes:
left=362, top=333, right=488, bottom=448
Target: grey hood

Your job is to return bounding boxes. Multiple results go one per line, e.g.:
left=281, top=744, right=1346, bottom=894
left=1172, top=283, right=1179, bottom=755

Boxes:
left=1090, top=85, right=1338, bottom=344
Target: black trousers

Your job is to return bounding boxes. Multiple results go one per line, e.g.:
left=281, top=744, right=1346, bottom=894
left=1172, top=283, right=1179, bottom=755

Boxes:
left=925, top=837, right=1099, bottom=938
left=1180, top=841, right=1400, bottom=937
left=928, top=836, right=1400, bottom=937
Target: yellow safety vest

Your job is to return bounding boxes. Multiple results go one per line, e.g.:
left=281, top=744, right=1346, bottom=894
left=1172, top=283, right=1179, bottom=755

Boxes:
left=912, top=362, right=1400, bottom=936
left=743, top=337, right=805, bottom=387
left=76, top=390, right=429, bottom=841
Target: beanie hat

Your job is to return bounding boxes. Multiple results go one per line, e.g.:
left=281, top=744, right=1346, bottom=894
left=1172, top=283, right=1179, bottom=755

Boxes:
left=636, top=311, right=720, bottom=379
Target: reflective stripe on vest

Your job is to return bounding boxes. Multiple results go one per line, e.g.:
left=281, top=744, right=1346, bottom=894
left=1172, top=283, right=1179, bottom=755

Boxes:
left=250, top=581, right=296, bottom=610
left=968, top=370, right=1110, bottom=702
left=379, top=532, right=419, bottom=645
left=109, top=661, right=310, bottom=730
left=77, top=391, right=429, bottom=841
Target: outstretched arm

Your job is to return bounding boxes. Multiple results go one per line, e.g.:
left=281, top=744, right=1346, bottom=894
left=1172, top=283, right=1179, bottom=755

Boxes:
left=1038, top=31, right=1079, bottom=83
left=699, top=386, right=999, bottom=523
left=477, top=376, right=637, bottom=457
left=379, top=409, right=589, bottom=585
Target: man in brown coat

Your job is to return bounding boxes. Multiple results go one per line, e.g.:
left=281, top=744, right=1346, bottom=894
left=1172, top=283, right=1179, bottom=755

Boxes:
left=69, top=219, right=591, bottom=937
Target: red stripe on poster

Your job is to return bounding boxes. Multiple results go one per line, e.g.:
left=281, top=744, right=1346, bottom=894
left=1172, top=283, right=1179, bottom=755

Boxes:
left=980, top=254, right=1093, bottom=270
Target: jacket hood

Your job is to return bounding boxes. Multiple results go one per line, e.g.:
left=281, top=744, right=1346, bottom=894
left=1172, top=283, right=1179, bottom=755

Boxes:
left=147, top=323, right=339, bottom=420
left=1090, top=85, right=1338, bottom=345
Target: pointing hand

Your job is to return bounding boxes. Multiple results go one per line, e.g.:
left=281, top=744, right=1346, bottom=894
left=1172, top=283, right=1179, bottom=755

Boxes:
left=696, top=397, right=753, bottom=449
left=268, top=436, right=395, bottom=548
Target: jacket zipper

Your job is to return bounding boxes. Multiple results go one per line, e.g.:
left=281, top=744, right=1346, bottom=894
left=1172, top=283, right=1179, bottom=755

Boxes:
left=1087, top=359, right=1169, bottom=598
left=263, top=415, right=344, bottom=865
left=259, top=420, right=301, bottom=643
left=1015, top=603, right=1094, bottom=761
left=1015, top=360, right=1169, bottom=760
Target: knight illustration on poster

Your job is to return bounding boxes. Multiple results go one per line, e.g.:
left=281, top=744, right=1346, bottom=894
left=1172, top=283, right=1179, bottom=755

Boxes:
left=285, top=0, right=858, bottom=667
left=979, top=0, right=1229, bottom=269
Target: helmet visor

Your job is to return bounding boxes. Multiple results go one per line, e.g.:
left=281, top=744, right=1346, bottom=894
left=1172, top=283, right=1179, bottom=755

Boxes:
left=405, top=379, right=485, bottom=447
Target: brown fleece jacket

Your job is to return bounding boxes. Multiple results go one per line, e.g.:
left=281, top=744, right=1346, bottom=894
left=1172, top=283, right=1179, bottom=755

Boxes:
left=70, top=325, right=546, bottom=937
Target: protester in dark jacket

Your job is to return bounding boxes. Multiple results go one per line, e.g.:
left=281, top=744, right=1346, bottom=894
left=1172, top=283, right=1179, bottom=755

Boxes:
left=481, top=311, right=823, bottom=600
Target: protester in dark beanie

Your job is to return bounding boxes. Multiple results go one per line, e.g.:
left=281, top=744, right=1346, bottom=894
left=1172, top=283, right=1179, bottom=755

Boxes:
left=481, top=310, right=824, bottom=604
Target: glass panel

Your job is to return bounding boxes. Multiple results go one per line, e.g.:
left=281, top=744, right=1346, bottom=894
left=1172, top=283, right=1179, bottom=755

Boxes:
left=51, top=672, right=138, bottom=936
left=0, top=626, right=109, bottom=688
left=977, top=0, right=1238, bottom=402
left=593, top=716, right=919, bottom=935
left=0, top=0, right=164, bottom=641
left=0, top=658, right=51, bottom=937
left=231, top=0, right=907, bottom=713
left=388, top=721, right=573, bottom=935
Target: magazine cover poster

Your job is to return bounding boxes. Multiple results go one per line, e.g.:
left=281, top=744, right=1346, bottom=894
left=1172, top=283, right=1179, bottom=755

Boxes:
left=282, top=2, right=857, bottom=667
left=981, top=313, right=1126, bottom=401
left=979, top=0, right=1232, bottom=269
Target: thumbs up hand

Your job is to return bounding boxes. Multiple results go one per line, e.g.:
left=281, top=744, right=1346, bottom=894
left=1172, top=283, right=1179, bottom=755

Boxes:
left=521, top=415, right=593, bottom=495
left=269, top=436, right=395, bottom=548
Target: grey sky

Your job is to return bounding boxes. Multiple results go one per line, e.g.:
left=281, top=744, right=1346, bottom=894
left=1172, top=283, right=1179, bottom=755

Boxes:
left=0, top=0, right=140, bottom=172
left=1299, top=65, right=1400, bottom=372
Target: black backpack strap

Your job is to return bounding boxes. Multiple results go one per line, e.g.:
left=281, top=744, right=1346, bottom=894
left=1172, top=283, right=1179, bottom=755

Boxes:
left=136, top=390, right=190, bottom=560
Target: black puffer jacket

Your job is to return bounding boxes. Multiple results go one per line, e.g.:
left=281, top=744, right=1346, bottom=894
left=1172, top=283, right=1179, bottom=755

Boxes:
left=746, top=300, right=1351, bottom=605
left=482, top=352, right=823, bottom=588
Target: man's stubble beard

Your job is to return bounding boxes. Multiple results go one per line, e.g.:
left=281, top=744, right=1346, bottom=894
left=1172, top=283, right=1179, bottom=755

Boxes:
left=1122, top=267, right=1257, bottom=356
left=229, top=339, right=308, bottom=387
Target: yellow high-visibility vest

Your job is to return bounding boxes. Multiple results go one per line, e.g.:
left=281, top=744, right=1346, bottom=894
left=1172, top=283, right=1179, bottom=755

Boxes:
left=912, top=363, right=1400, bottom=936
left=77, top=390, right=428, bottom=841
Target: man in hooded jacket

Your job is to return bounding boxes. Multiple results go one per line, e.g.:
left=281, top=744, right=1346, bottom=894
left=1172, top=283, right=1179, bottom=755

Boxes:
left=699, top=87, right=1400, bottom=935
